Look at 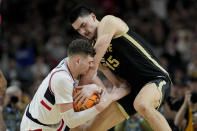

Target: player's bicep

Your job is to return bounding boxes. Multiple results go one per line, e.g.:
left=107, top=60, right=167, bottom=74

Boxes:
left=98, top=15, right=119, bottom=36
left=94, top=16, right=122, bottom=66
left=51, top=72, right=74, bottom=104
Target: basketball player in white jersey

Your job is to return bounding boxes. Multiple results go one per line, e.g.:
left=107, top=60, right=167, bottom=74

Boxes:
left=20, top=39, right=127, bottom=131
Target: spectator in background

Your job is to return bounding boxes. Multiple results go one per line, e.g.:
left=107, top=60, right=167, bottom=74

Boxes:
left=30, top=56, right=50, bottom=79
left=187, top=56, right=197, bottom=79
left=0, top=70, right=7, bottom=98
left=45, top=36, right=67, bottom=68
left=174, top=91, right=197, bottom=131
left=0, top=70, right=7, bottom=131
left=4, top=58, right=20, bottom=84
left=190, top=77, right=197, bottom=92
left=162, top=76, right=189, bottom=131
left=176, top=29, right=192, bottom=62
left=3, top=85, right=25, bottom=131
left=162, top=42, right=183, bottom=74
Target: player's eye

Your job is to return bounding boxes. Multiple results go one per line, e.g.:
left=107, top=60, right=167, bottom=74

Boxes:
left=82, top=23, right=86, bottom=27
left=89, top=61, right=93, bottom=65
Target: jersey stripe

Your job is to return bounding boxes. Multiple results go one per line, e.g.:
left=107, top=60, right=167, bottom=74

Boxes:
left=123, top=33, right=169, bottom=76
left=116, top=102, right=130, bottom=119
left=57, top=120, right=64, bottom=131
left=41, top=100, right=52, bottom=111
left=44, top=87, right=55, bottom=105
left=157, top=80, right=166, bottom=109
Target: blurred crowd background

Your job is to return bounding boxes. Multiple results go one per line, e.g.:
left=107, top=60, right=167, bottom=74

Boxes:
left=0, top=0, right=197, bottom=131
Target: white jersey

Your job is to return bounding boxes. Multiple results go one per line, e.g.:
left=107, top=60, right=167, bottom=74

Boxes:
left=21, top=58, right=77, bottom=130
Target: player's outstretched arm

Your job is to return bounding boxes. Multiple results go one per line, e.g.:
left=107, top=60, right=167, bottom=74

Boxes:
left=52, top=72, right=113, bottom=128
left=79, top=16, right=128, bottom=85
left=57, top=90, right=113, bottom=128
left=99, top=64, right=131, bottom=100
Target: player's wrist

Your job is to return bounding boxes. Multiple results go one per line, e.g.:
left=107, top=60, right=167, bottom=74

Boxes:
left=92, top=84, right=103, bottom=94
left=96, top=87, right=103, bottom=94
left=96, top=97, right=112, bottom=112
left=95, top=104, right=104, bottom=112
left=95, top=100, right=110, bottom=112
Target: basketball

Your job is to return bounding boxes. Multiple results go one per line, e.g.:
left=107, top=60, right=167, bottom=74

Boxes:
left=73, top=88, right=99, bottom=112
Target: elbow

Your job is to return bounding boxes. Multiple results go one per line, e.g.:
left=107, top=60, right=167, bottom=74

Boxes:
left=67, top=124, right=76, bottom=129
left=174, top=118, right=180, bottom=127
left=66, top=121, right=79, bottom=129
left=62, top=117, right=79, bottom=129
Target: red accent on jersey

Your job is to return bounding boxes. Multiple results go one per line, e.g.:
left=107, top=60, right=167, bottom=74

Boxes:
left=57, top=119, right=64, bottom=131
left=40, top=100, right=51, bottom=111
left=29, top=129, right=42, bottom=131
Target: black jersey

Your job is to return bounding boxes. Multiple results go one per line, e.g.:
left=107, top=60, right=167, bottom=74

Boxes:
left=100, top=30, right=170, bottom=88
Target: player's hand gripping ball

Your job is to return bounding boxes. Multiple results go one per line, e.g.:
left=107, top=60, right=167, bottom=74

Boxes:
left=73, top=89, right=99, bottom=111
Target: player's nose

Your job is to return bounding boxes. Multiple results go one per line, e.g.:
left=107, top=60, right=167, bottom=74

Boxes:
left=89, top=62, right=94, bottom=68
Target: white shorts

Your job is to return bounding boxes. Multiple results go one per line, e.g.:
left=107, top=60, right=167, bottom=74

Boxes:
left=20, top=114, right=67, bottom=131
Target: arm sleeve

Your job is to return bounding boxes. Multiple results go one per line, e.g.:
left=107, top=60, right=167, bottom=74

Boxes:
left=51, top=71, right=74, bottom=104
left=60, top=107, right=99, bottom=128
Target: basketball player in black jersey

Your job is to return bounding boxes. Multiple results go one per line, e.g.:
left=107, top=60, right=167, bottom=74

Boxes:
left=69, top=5, right=172, bottom=131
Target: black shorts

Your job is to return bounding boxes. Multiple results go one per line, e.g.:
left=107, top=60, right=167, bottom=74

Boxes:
left=117, top=77, right=171, bottom=118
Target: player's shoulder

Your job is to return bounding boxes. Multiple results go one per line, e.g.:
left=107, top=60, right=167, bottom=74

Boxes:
left=100, top=15, right=118, bottom=24
left=102, top=15, right=116, bottom=20
left=98, top=15, right=120, bottom=31
left=52, top=70, right=72, bottom=82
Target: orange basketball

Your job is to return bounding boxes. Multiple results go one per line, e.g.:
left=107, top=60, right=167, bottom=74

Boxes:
left=73, top=88, right=99, bottom=112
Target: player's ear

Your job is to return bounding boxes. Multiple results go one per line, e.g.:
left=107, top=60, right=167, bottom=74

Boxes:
left=90, top=13, right=96, bottom=21
left=75, top=56, right=81, bottom=65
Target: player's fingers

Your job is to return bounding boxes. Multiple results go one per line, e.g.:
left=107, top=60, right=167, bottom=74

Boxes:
left=81, top=98, right=89, bottom=107
left=77, top=96, right=86, bottom=106
left=95, top=98, right=99, bottom=104
left=74, top=91, right=82, bottom=100
left=76, top=86, right=83, bottom=89
left=74, top=93, right=84, bottom=102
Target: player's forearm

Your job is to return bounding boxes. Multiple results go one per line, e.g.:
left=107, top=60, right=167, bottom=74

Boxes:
left=61, top=107, right=100, bottom=128
left=91, top=76, right=106, bottom=90
left=174, top=102, right=187, bottom=126
left=111, top=83, right=131, bottom=101
left=80, top=73, right=105, bottom=93
left=94, top=34, right=113, bottom=66
left=100, top=66, right=122, bottom=88
left=61, top=100, right=110, bottom=129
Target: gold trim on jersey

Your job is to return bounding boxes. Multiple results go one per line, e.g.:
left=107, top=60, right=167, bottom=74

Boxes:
left=113, top=29, right=129, bottom=39
left=157, top=80, right=166, bottom=109
left=116, top=102, right=130, bottom=119
left=123, top=33, right=169, bottom=76
left=113, top=33, right=125, bottom=39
